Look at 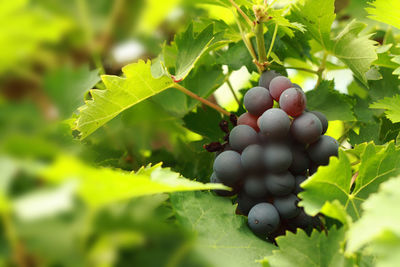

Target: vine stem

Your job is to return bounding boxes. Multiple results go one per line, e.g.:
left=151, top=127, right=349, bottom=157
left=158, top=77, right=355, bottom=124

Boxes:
left=226, top=79, right=240, bottom=105
left=172, top=83, right=231, bottom=116
left=229, top=0, right=253, bottom=28
left=285, top=67, right=319, bottom=74
left=266, top=23, right=278, bottom=60
left=233, top=15, right=262, bottom=73
left=255, top=22, right=268, bottom=64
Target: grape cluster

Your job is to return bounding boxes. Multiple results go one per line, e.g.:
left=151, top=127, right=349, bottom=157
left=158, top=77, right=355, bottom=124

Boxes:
left=209, top=71, right=339, bottom=240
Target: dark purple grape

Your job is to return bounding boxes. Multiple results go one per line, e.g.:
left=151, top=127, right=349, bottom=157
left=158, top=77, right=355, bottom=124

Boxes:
left=294, top=175, right=307, bottom=194
left=290, top=148, right=310, bottom=175
left=229, top=125, right=258, bottom=152
left=241, top=144, right=264, bottom=171
left=213, top=150, right=243, bottom=186
left=307, top=135, right=339, bottom=166
left=244, top=87, right=273, bottom=116
left=248, top=203, right=280, bottom=237
left=237, top=193, right=265, bottom=216
left=265, top=172, right=295, bottom=196
left=279, top=88, right=307, bottom=117
left=289, top=209, right=314, bottom=229
left=259, top=70, right=281, bottom=89
left=244, top=176, right=269, bottom=198
left=273, top=194, right=301, bottom=219
left=258, top=108, right=291, bottom=139
left=310, top=111, right=328, bottom=134
left=263, top=143, right=292, bottom=173
left=237, top=112, right=260, bottom=132
left=269, top=76, right=292, bottom=101
left=291, top=112, right=322, bottom=144
left=210, top=172, right=237, bottom=196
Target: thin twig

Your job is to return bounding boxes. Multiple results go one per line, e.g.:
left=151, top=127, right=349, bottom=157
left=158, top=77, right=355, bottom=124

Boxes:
left=266, top=23, right=278, bottom=60
left=173, top=84, right=230, bottom=116
left=285, top=67, right=319, bottom=74
left=229, top=0, right=253, bottom=27
left=226, top=79, right=240, bottom=105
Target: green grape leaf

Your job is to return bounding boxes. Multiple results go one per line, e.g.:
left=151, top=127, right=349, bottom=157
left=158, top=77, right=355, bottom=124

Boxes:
left=291, top=0, right=336, bottom=50
left=264, top=228, right=354, bottom=267
left=170, top=191, right=275, bottom=267
left=332, top=20, right=378, bottom=86
left=183, top=107, right=223, bottom=141
left=74, top=60, right=174, bottom=139
left=347, top=175, right=400, bottom=252
left=43, top=65, right=100, bottom=118
left=370, top=95, right=400, bottom=123
left=41, top=156, right=228, bottom=208
left=368, top=68, right=400, bottom=101
left=300, top=142, right=400, bottom=221
left=173, top=24, right=216, bottom=81
left=366, top=0, right=400, bottom=29
left=305, top=81, right=355, bottom=121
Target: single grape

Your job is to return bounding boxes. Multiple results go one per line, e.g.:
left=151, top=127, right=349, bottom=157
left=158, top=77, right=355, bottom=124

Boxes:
left=238, top=112, right=260, bottom=132
left=273, top=194, right=301, bottom=219
left=259, top=70, right=281, bottom=89
left=294, top=175, right=307, bottom=194
left=307, top=135, right=339, bottom=166
left=229, top=125, right=258, bottom=152
left=265, top=172, right=295, bottom=196
left=279, top=87, right=307, bottom=117
left=309, top=163, right=319, bottom=176
left=291, top=112, right=322, bottom=144
left=269, top=76, right=292, bottom=101
left=244, top=87, right=274, bottom=116
left=310, top=111, right=328, bottom=134
left=289, top=148, right=310, bottom=175
left=244, top=176, right=269, bottom=198
left=258, top=108, right=291, bottom=139
left=263, top=143, right=292, bottom=173
left=213, top=150, right=243, bottom=186
left=241, top=144, right=264, bottom=171
left=237, top=193, right=265, bottom=216
left=292, top=83, right=302, bottom=89
left=210, top=172, right=237, bottom=197
left=248, top=203, right=280, bottom=237
left=289, top=209, right=314, bottom=229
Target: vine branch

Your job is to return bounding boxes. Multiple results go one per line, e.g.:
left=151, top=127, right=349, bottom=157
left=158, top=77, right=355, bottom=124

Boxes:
left=266, top=23, right=278, bottom=60
left=172, top=83, right=230, bottom=116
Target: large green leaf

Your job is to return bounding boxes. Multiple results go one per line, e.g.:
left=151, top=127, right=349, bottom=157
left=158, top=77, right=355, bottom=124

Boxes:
left=292, top=0, right=377, bottom=85
left=74, top=60, right=174, bottom=139
left=300, top=142, right=400, bottom=221
left=170, top=191, right=275, bottom=267
left=41, top=156, right=228, bottom=208
left=347, top=176, right=400, bottom=267
left=173, top=24, right=216, bottom=81
left=366, top=0, right=400, bottom=29
left=291, top=0, right=336, bottom=51
left=370, top=95, right=400, bottom=123
left=332, top=20, right=378, bottom=86
left=183, top=107, right=223, bottom=141
left=264, top=228, right=354, bottom=267
left=306, top=81, right=355, bottom=121
left=43, top=65, right=100, bottom=118
left=347, top=175, right=400, bottom=251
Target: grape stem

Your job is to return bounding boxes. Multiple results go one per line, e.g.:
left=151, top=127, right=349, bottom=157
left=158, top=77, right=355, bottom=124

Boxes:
left=255, top=22, right=268, bottom=65
left=172, top=83, right=231, bottom=116
left=229, top=0, right=254, bottom=28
